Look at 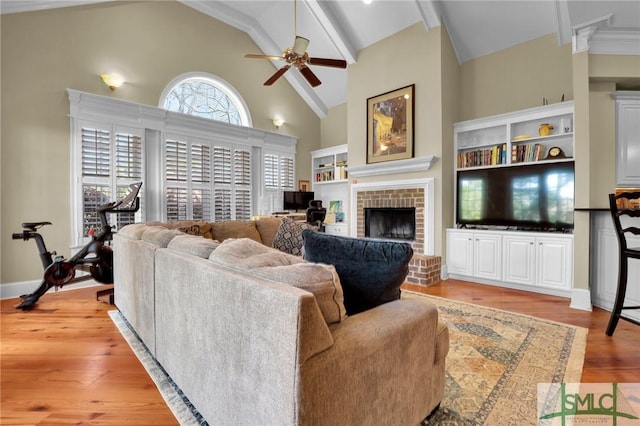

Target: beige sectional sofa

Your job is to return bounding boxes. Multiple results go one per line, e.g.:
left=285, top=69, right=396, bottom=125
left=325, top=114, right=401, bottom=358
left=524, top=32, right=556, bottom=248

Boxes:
left=114, top=219, right=449, bottom=425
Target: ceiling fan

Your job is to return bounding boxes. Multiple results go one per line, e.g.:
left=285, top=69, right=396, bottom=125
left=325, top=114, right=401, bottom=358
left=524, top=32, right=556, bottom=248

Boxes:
left=244, top=0, right=347, bottom=88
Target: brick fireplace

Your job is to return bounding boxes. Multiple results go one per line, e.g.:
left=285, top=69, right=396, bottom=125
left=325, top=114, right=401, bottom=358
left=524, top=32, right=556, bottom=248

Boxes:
left=350, top=178, right=441, bottom=286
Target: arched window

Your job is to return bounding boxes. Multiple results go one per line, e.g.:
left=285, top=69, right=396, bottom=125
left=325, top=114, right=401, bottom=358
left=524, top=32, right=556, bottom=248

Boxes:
left=159, top=72, right=252, bottom=127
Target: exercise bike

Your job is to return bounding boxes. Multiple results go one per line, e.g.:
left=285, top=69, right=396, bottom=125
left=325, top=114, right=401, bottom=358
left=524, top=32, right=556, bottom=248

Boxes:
left=12, top=182, right=142, bottom=310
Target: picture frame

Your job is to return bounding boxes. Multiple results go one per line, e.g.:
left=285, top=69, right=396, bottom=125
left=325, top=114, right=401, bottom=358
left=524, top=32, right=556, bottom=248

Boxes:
left=298, top=180, right=310, bottom=192
left=367, top=84, right=415, bottom=164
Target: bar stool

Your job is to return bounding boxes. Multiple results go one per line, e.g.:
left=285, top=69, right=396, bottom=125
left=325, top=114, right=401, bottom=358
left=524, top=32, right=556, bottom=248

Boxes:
left=606, top=191, right=640, bottom=336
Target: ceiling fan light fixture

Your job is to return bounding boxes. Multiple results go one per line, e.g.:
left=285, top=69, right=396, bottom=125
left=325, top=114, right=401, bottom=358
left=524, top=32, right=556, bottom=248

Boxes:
left=292, top=36, right=310, bottom=56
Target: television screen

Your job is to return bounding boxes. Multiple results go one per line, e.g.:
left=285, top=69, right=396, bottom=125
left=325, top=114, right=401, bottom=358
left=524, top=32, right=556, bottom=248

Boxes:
left=283, top=191, right=315, bottom=211
left=456, top=161, right=575, bottom=231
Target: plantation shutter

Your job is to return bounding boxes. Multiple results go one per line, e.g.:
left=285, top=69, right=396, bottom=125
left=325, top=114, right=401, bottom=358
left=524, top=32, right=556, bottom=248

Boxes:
left=191, top=143, right=212, bottom=220
left=280, top=157, right=294, bottom=189
left=79, top=124, right=144, bottom=240
left=264, top=154, right=279, bottom=189
left=234, top=148, right=251, bottom=220
left=114, top=132, right=143, bottom=228
left=165, top=139, right=189, bottom=220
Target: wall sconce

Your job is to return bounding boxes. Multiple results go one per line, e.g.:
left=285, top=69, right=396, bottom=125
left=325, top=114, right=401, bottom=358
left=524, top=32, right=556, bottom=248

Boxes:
left=100, top=73, right=125, bottom=90
left=272, top=117, right=285, bottom=129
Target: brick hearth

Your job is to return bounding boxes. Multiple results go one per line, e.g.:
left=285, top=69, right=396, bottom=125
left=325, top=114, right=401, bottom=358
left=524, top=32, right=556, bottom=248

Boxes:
left=355, top=187, right=441, bottom=286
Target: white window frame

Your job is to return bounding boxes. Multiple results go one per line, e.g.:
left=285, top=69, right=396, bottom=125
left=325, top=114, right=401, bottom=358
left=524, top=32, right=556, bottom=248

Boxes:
left=159, top=72, right=253, bottom=127
left=68, top=89, right=296, bottom=249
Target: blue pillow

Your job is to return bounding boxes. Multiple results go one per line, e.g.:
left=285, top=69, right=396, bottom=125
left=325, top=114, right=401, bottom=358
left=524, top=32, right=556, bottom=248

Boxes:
left=302, top=229, right=413, bottom=315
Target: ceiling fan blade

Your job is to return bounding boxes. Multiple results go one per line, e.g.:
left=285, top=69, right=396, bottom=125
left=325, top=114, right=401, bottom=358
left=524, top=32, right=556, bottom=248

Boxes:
left=308, top=57, right=347, bottom=68
left=245, top=54, right=284, bottom=61
left=299, top=65, right=321, bottom=87
left=264, top=65, right=291, bottom=86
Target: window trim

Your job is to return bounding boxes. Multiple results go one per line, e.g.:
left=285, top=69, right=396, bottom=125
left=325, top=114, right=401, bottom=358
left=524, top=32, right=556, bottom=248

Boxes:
left=158, top=72, right=253, bottom=127
left=68, top=89, right=296, bottom=248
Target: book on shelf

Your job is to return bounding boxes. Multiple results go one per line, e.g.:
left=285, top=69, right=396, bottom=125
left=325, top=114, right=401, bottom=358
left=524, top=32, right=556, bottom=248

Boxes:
left=511, top=143, right=544, bottom=163
left=457, top=143, right=507, bottom=168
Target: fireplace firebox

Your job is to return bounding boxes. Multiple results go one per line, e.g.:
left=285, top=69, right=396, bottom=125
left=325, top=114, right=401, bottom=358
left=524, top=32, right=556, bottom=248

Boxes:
left=364, top=207, right=416, bottom=241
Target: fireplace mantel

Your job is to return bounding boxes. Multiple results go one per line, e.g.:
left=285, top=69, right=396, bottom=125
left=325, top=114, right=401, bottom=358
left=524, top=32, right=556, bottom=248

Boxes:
left=347, top=156, right=439, bottom=178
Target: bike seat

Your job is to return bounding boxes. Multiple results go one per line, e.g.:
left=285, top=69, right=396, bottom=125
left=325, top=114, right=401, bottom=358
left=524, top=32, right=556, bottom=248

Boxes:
left=21, top=221, right=52, bottom=231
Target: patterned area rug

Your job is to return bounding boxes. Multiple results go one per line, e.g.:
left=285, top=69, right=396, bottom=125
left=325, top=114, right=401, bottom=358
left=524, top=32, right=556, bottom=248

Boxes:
left=109, top=292, right=587, bottom=426
left=402, top=291, right=588, bottom=426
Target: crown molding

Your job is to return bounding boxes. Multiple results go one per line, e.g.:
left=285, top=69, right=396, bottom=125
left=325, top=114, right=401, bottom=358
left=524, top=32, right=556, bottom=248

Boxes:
left=572, top=13, right=640, bottom=56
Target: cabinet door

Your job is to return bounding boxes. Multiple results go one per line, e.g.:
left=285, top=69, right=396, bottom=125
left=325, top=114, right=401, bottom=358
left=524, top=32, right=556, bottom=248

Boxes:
left=503, top=235, right=536, bottom=285
left=447, top=231, right=474, bottom=276
left=536, top=237, right=572, bottom=290
left=616, top=98, right=640, bottom=186
left=474, top=234, right=502, bottom=280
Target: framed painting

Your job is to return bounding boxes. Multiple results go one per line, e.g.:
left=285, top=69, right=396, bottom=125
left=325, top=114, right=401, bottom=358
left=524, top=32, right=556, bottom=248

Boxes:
left=298, top=180, right=310, bottom=192
left=367, top=84, right=414, bottom=164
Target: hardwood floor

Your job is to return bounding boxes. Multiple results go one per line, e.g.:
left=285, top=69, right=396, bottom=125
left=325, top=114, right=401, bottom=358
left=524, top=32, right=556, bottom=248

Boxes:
left=2, top=280, right=638, bottom=424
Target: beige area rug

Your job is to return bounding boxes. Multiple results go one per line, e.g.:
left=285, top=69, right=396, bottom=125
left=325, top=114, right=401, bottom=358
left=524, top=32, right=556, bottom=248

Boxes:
left=403, top=291, right=588, bottom=426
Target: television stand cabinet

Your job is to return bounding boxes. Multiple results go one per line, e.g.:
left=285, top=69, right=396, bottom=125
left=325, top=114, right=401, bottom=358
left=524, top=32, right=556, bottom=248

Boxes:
left=446, top=228, right=573, bottom=297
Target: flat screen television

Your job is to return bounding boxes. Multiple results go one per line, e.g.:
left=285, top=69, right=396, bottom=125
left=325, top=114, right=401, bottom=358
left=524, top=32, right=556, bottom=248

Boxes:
left=456, top=161, right=575, bottom=231
left=283, top=191, right=315, bottom=211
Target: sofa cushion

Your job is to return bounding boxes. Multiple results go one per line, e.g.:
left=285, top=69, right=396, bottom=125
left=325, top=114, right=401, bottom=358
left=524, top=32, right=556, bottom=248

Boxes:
left=167, top=234, right=220, bottom=259
left=141, top=227, right=183, bottom=248
left=302, top=230, right=413, bottom=315
left=272, top=217, right=318, bottom=256
left=254, top=217, right=282, bottom=247
left=210, top=238, right=346, bottom=324
left=211, top=220, right=262, bottom=243
left=117, top=223, right=149, bottom=240
left=147, top=220, right=214, bottom=239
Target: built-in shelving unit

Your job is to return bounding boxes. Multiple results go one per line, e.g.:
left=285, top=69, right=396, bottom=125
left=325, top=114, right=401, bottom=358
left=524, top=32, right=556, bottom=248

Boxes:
left=312, top=145, right=348, bottom=184
left=449, top=102, right=576, bottom=296
left=311, top=145, right=349, bottom=234
left=455, top=101, right=574, bottom=170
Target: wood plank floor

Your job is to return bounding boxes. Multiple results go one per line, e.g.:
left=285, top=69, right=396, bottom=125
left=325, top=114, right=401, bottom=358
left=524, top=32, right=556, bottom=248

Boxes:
left=2, top=279, right=639, bottom=424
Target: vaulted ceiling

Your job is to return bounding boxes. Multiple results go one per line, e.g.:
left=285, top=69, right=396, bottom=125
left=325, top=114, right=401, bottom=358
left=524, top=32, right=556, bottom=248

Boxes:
left=3, top=0, right=639, bottom=117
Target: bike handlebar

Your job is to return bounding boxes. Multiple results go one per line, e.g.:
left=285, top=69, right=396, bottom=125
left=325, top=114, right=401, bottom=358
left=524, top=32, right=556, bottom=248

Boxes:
left=12, top=232, right=29, bottom=240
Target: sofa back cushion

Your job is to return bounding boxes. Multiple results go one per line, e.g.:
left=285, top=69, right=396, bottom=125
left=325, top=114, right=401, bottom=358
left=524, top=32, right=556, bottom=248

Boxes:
left=211, top=220, right=262, bottom=243
left=254, top=217, right=282, bottom=247
left=141, top=227, right=183, bottom=248
left=302, top=230, right=413, bottom=315
left=167, top=234, right=220, bottom=259
left=210, top=238, right=346, bottom=324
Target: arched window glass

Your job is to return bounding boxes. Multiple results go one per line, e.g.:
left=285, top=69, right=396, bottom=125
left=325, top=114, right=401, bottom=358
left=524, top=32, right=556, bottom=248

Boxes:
left=160, top=72, right=252, bottom=127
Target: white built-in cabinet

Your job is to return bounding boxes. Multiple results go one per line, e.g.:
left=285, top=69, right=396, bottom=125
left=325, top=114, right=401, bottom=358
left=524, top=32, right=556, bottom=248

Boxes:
left=447, top=227, right=573, bottom=296
left=311, top=145, right=348, bottom=235
left=449, top=102, right=576, bottom=297
left=613, top=91, right=640, bottom=187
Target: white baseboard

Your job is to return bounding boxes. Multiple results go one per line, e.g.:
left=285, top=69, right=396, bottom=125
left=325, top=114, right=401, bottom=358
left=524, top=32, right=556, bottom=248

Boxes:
left=1, top=279, right=101, bottom=300
left=569, top=288, right=593, bottom=311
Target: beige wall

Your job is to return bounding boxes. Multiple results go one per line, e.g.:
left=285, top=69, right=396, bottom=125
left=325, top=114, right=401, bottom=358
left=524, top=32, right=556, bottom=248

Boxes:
left=320, top=102, right=347, bottom=150
left=459, top=34, right=573, bottom=120
left=1, top=1, right=320, bottom=284
left=347, top=23, right=448, bottom=255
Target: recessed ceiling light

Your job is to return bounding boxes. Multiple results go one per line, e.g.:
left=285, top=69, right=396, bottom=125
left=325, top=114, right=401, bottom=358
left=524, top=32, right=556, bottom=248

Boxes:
left=363, top=0, right=372, bottom=5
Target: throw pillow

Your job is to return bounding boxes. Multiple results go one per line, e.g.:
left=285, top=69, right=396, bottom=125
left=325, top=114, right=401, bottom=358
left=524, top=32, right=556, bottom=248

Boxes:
left=302, top=230, right=413, bottom=315
left=211, top=220, right=262, bottom=243
left=177, top=224, right=202, bottom=237
left=272, top=217, right=318, bottom=256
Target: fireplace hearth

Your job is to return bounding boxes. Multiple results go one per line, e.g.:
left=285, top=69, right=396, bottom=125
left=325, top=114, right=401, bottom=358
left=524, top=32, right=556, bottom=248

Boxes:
left=365, top=207, right=416, bottom=241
